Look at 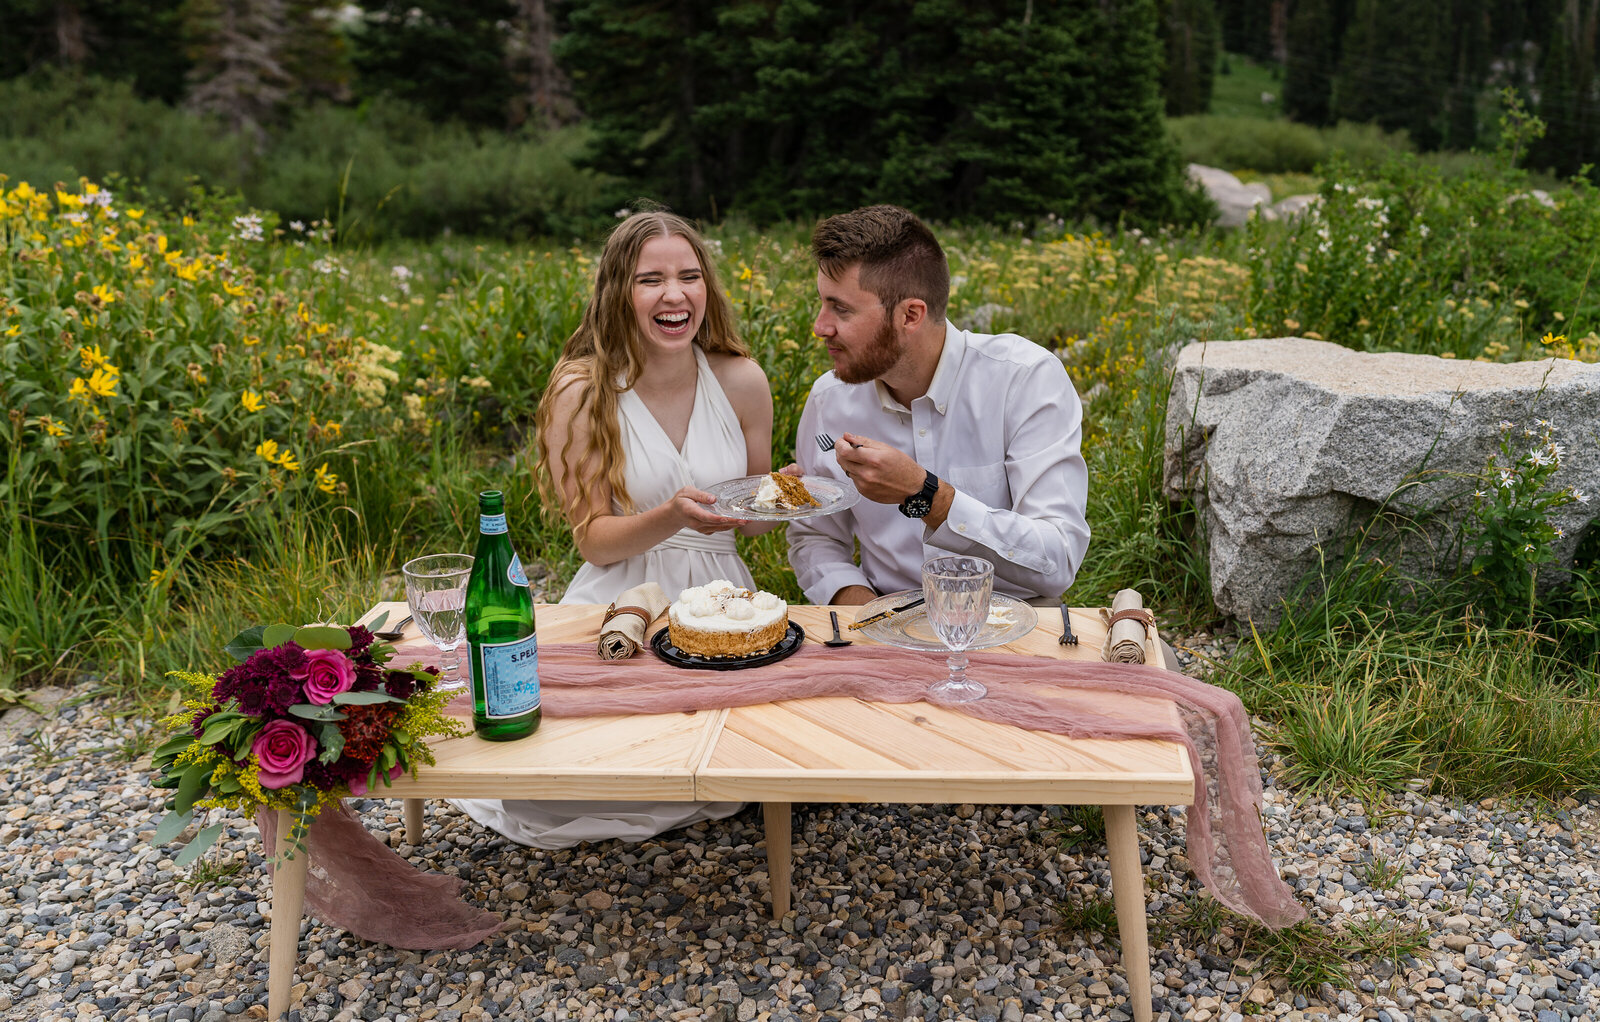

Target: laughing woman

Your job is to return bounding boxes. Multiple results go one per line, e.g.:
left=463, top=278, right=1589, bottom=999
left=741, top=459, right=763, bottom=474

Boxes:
left=449, top=209, right=772, bottom=849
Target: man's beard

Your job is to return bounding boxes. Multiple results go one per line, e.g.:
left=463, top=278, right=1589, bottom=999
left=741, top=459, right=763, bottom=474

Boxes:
left=834, top=316, right=903, bottom=385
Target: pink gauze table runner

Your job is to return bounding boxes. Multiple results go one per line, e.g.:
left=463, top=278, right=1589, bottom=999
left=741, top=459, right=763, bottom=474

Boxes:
left=264, top=640, right=1306, bottom=949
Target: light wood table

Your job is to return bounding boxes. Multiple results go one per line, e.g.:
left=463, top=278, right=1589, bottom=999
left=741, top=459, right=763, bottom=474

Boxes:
left=265, top=603, right=1193, bottom=1022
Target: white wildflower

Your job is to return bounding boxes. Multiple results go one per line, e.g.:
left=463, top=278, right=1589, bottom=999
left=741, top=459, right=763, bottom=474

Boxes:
left=1527, top=448, right=1554, bottom=467
left=614, top=208, right=631, bottom=219
left=1499, top=469, right=1516, bottom=488
left=290, top=220, right=306, bottom=232
left=1497, top=419, right=1514, bottom=432
left=1573, top=488, right=1590, bottom=504
left=231, top=214, right=264, bottom=242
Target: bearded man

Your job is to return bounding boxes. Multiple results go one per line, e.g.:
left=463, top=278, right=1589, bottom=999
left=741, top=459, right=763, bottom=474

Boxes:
left=786, top=205, right=1091, bottom=609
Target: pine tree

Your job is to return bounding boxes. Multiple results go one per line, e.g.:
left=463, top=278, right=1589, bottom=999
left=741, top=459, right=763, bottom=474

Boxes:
left=1161, top=0, right=1220, bottom=115
left=506, top=0, right=575, bottom=128
left=352, top=0, right=516, bottom=127
left=1283, top=0, right=1353, bottom=126
left=182, top=0, right=294, bottom=145
left=1530, top=0, right=1600, bottom=177
left=1331, top=0, right=1449, bottom=149
left=0, top=0, right=191, bottom=101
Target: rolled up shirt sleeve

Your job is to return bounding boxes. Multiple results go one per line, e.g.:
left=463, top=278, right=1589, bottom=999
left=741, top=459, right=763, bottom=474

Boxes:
left=927, top=356, right=1089, bottom=599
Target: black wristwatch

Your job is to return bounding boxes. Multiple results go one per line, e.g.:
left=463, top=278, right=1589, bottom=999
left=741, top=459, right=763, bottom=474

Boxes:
left=898, top=470, right=940, bottom=519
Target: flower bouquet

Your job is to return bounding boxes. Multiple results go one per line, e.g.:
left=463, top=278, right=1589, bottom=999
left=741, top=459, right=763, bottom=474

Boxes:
left=150, top=620, right=466, bottom=863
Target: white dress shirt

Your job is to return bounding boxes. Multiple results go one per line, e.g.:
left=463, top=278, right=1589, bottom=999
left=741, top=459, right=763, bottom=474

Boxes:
left=788, top=321, right=1090, bottom=603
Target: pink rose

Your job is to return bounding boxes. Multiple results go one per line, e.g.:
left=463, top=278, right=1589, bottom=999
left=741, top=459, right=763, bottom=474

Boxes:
left=252, top=719, right=317, bottom=789
left=295, top=648, right=356, bottom=704
left=349, top=763, right=405, bottom=797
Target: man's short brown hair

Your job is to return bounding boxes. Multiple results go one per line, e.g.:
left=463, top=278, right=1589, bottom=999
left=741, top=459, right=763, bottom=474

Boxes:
left=812, top=205, right=949, bottom=322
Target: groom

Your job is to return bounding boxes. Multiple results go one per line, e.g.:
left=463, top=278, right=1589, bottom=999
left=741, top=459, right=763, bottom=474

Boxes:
left=786, top=205, right=1090, bottom=608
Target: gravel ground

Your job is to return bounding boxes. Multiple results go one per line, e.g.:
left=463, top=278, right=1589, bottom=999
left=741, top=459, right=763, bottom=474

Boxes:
left=2, top=633, right=1596, bottom=1022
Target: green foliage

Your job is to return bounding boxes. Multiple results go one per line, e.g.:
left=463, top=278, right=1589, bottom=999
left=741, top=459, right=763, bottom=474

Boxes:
left=0, top=75, right=613, bottom=240
left=1465, top=419, right=1583, bottom=625
left=1169, top=114, right=1411, bottom=173
left=1528, top=2, right=1600, bottom=180
left=1244, top=154, right=1600, bottom=356
left=559, top=0, right=1208, bottom=227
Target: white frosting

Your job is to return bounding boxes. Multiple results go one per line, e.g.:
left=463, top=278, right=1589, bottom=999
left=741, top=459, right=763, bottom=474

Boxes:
left=669, top=579, right=787, bottom=633
left=752, top=474, right=784, bottom=511
left=986, top=605, right=1013, bottom=626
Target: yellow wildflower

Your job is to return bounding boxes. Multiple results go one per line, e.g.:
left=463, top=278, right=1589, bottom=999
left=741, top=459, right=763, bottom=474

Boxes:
left=314, top=463, right=338, bottom=493
left=277, top=449, right=301, bottom=473
left=87, top=365, right=119, bottom=398
left=149, top=569, right=165, bottom=588
left=79, top=344, right=108, bottom=370
left=1541, top=331, right=1566, bottom=347
left=242, top=334, right=261, bottom=346
left=126, top=208, right=144, bottom=220
left=68, top=377, right=92, bottom=404
left=3, top=325, right=17, bottom=337
left=36, top=416, right=66, bottom=437
left=241, top=390, right=265, bottom=413
left=129, top=252, right=146, bottom=271
left=182, top=215, right=194, bottom=226
left=255, top=438, right=281, bottom=462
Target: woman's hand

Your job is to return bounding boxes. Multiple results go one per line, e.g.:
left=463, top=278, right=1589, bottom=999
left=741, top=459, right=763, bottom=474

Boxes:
left=666, top=486, right=743, bottom=535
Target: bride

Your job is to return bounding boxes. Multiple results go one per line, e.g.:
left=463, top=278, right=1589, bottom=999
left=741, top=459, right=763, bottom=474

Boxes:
left=450, top=209, right=773, bottom=849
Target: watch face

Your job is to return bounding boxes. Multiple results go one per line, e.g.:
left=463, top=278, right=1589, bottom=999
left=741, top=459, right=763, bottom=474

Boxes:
left=901, top=495, right=933, bottom=518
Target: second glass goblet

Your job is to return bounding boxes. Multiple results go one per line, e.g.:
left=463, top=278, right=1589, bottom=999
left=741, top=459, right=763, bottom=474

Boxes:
left=922, top=555, right=995, bottom=703
left=402, top=553, right=473, bottom=692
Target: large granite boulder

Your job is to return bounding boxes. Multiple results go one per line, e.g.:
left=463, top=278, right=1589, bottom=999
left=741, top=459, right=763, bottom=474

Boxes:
left=1187, top=164, right=1271, bottom=228
left=1164, top=338, right=1600, bottom=625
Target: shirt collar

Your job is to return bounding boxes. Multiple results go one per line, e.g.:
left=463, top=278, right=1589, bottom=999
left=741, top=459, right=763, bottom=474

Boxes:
left=872, top=321, right=966, bottom=416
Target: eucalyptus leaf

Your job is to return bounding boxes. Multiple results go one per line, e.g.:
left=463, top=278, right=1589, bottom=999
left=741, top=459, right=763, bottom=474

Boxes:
left=364, top=610, right=390, bottom=633
left=294, top=625, right=353, bottom=651
left=262, top=623, right=297, bottom=648
left=224, top=625, right=267, bottom=662
left=316, top=722, right=345, bottom=764
left=173, top=824, right=224, bottom=868
left=153, top=809, right=194, bottom=845
left=174, top=763, right=210, bottom=816
left=331, top=690, right=404, bottom=705
left=288, top=703, right=346, bottom=721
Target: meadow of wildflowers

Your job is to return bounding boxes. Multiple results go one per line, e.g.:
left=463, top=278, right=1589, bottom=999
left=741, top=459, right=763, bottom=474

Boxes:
left=2, top=164, right=1596, bottom=793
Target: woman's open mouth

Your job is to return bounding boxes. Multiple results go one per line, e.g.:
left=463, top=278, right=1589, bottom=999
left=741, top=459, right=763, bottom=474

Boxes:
left=654, top=311, right=692, bottom=334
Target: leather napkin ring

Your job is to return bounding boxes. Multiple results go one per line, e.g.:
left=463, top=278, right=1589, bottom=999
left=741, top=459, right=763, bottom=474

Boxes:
left=1106, top=608, right=1154, bottom=634
left=602, top=602, right=654, bottom=627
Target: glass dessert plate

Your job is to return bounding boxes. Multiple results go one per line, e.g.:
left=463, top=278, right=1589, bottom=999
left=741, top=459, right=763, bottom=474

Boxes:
left=704, top=474, right=861, bottom=521
left=852, top=589, right=1038, bottom=651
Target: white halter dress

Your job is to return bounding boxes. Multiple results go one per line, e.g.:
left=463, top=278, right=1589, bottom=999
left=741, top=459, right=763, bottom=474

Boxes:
left=450, top=345, right=748, bottom=849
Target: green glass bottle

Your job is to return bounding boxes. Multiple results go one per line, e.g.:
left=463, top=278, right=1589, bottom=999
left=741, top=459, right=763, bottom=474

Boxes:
left=464, top=490, right=541, bottom=741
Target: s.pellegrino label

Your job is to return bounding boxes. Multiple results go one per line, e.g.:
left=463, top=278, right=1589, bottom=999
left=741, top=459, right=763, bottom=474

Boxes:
left=477, top=633, right=540, bottom=718
left=508, top=553, right=529, bottom=587
left=480, top=513, right=508, bottom=535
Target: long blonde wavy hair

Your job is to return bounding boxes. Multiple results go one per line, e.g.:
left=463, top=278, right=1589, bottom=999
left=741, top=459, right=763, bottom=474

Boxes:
left=535, top=211, right=748, bottom=533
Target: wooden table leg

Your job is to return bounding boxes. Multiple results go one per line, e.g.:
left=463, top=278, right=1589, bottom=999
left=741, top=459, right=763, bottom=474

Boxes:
left=267, top=808, right=309, bottom=1022
left=1103, top=804, right=1152, bottom=1022
left=762, top=802, right=791, bottom=921
left=404, top=798, right=425, bottom=844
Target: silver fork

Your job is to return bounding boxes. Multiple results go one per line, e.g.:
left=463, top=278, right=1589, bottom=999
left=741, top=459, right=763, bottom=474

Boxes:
left=816, top=433, right=836, bottom=452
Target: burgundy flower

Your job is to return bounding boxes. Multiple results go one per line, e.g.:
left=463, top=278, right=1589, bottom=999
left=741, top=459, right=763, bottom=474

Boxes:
left=382, top=669, right=416, bottom=700
left=213, top=643, right=309, bottom=717
left=295, top=649, right=356, bottom=705
left=190, top=706, right=219, bottom=737
left=252, top=719, right=317, bottom=788
left=346, top=625, right=375, bottom=654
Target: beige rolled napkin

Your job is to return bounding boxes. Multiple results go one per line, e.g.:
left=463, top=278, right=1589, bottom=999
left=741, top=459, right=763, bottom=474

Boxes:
left=1100, top=588, right=1155, bottom=664
left=598, top=582, right=670, bottom=660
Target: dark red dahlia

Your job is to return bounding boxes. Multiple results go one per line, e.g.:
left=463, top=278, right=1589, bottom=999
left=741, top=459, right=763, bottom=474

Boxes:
left=336, top=703, right=398, bottom=764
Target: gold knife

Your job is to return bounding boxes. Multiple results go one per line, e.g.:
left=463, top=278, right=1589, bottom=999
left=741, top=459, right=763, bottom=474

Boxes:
left=848, top=596, right=926, bottom=630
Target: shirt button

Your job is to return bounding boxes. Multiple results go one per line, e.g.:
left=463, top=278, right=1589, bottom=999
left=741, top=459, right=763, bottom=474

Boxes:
left=937, top=404, right=946, bottom=414
left=918, top=428, right=928, bottom=437
left=957, top=524, right=968, bottom=534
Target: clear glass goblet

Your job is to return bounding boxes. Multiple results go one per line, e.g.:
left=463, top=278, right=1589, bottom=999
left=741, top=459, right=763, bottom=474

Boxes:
left=401, top=553, right=473, bottom=692
left=922, top=555, right=995, bottom=704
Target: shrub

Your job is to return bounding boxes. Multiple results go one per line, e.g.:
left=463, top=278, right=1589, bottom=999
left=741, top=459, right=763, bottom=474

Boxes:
left=1169, top=115, right=1412, bottom=173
